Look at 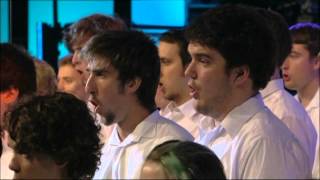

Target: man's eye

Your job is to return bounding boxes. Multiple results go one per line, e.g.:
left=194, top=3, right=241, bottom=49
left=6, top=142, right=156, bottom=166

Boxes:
left=95, top=72, right=103, bottom=76
left=94, top=70, right=107, bottom=77
left=289, top=53, right=299, bottom=58
left=65, top=79, right=73, bottom=83
left=160, top=59, right=171, bottom=65
left=198, top=57, right=210, bottom=64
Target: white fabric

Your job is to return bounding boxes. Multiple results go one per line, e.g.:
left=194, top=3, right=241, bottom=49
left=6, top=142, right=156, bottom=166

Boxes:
left=197, top=94, right=311, bottom=179
left=260, top=79, right=317, bottom=168
left=1, top=132, right=14, bottom=179
left=160, top=99, right=215, bottom=139
left=93, top=110, right=193, bottom=179
left=296, top=88, right=319, bottom=179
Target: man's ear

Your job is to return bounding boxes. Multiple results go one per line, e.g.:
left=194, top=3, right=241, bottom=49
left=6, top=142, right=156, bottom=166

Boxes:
left=125, top=78, right=142, bottom=94
left=2, top=88, right=19, bottom=104
left=231, top=66, right=250, bottom=86
left=312, top=55, right=320, bottom=70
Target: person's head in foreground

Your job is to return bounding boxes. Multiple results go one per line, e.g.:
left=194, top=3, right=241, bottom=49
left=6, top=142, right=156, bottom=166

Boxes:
left=141, top=140, right=226, bottom=179
left=4, top=92, right=101, bottom=179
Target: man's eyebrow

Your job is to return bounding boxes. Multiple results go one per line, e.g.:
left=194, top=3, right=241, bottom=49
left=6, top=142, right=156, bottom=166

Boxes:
left=193, top=53, right=211, bottom=58
left=93, top=68, right=108, bottom=73
left=87, top=67, right=109, bottom=75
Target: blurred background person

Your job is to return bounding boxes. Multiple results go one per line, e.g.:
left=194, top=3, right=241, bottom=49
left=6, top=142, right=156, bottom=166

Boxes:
left=65, top=13, right=127, bottom=84
left=0, top=43, right=37, bottom=179
left=258, top=8, right=316, bottom=169
left=57, top=54, right=88, bottom=102
left=141, top=140, right=226, bottom=179
left=282, top=22, right=320, bottom=179
left=33, top=59, right=57, bottom=96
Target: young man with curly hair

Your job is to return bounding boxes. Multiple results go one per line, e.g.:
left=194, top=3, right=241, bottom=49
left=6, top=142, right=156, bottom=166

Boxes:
left=5, top=92, right=101, bottom=179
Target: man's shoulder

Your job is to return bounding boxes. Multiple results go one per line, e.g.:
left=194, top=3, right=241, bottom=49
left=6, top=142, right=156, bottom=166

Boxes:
left=154, top=115, right=194, bottom=141
left=241, top=108, right=296, bottom=142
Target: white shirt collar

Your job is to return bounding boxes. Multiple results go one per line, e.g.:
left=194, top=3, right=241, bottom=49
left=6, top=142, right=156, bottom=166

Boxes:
left=108, top=111, right=160, bottom=146
left=295, top=88, right=319, bottom=111
left=306, top=88, right=320, bottom=111
left=260, top=79, right=284, bottom=98
left=221, top=94, right=265, bottom=138
left=161, top=99, right=198, bottom=120
left=178, top=99, right=198, bottom=119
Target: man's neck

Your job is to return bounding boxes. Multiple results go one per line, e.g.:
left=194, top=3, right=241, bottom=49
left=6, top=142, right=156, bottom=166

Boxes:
left=214, top=88, right=258, bottom=122
left=117, top=105, right=151, bottom=142
left=173, top=90, right=191, bottom=107
left=298, top=78, right=319, bottom=108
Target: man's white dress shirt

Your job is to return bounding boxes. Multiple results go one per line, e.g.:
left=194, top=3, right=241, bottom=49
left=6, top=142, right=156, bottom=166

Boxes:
left=296, top=88, right=319, bottom=179
left=160, top=99, right=215, bottom=139
left=93, top=110, right=193, bottom=179
left=260, top=79, right=317, bottom=168
left=198, top=94, right=311, bottom=179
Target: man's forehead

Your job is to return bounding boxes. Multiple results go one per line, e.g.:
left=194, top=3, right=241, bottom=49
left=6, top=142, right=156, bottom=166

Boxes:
left=88, top=58, right=112, bottom=70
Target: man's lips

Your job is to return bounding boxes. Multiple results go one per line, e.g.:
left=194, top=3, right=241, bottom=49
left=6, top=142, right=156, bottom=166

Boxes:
left=282, top=73, right=290, bottom=81
left=88, top=98, right=99, bottom=108
left=188, top=83, right=199, bottom=99
left=89, top=99, right=101, bottom=114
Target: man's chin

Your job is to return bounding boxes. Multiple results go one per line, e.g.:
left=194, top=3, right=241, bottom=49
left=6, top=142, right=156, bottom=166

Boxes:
left=102, top=112, right=116, bottom=126
left=195, top=102, right=210, bottom=116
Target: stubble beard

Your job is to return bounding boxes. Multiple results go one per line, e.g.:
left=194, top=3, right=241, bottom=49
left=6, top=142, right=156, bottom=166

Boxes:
left=104, top=111, right=116, bottom=126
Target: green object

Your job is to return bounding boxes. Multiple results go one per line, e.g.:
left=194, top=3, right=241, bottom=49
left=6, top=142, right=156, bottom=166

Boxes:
left=160, top=151, right=190, bottom=179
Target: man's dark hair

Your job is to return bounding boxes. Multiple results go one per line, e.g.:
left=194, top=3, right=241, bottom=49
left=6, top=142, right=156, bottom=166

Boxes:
left=146, top=140, right=226, bottom=179
left=289, top=22, right=320, bottom=58
left=186, top=5, right=276, bottom=90
left=81, top=30, right=160, bottom=113
left=159, top=29, right=191, bottom=67
left=5, top=92, right=102, bottom=179
left=257, top=8, right=292, bottom=67
left=0, top=43, right=36, bottom=96
left=64, top=14, right=128, bottom=52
